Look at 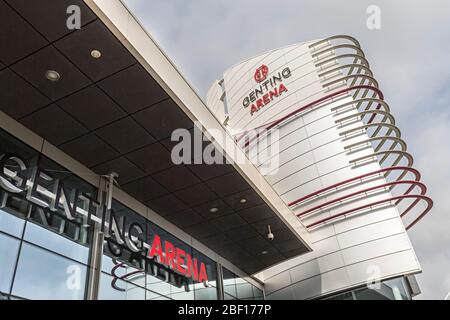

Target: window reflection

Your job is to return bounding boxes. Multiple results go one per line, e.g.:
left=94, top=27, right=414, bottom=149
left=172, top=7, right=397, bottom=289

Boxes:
left=0, top=208, right=25, bottom=237
left=222, top=267, right=264, bottom=300
left=98, top=272, right=145, bottom=300
left=192, top=250, right=218, bottom=300
left=0, top=128, right=262, bottom=301
left=11, top=243, right=87, bottom=300
left=236, top=279, right=254, bottom=299
left=0, top=233, right=20, bottom=294
left=223, top=268, right=237, bottom=298
left=354, top=277, right=411, bottom=300
left=322, top=277, right=412, bottom=300
left=253, top=287, right=264, bottom=300
left=194, top=282, right=217, bottom=300
left=24, top=222, right=90, bottom=264
left=101, top=200, right=214, bottom=301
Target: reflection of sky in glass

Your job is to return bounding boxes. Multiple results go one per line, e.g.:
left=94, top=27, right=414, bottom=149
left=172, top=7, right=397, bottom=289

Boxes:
left=223, top=280, right=237, bottom=298
left=101, top=255, right=146, bottom=287
left=98, top=273, right=145, bottom=300
left=222, top=267, right=263, bottom=300
left=0, top=233, right=20, bottom=293
left=11, top=243, right=86, bottom=300
left=0, top=209, right=25, bottom=237
left=101, top=252, right=198, bottom=300
left=24, top=223, right=89, bottom=264
left=194, top=286, right=217, bottom=300
left=236, top=282, right=253, bottom=299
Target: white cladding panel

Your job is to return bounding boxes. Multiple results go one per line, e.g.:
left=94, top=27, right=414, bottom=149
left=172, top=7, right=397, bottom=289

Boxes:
left=206, top=41, right=421, bottom=299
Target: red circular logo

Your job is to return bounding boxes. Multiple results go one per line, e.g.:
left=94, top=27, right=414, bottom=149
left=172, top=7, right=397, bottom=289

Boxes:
left=254, top=64, right=269, bottom=83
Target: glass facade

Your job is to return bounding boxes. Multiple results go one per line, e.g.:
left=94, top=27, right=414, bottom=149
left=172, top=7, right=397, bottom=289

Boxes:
left=99, top=200, right=220, bottom=300
left=0, top=129, right=95, bottom=300
left=322, top=277, right=412, bottom=300
left=223, top=268, right=264, bottom=300
left=0, top=128, right=264, bottom=300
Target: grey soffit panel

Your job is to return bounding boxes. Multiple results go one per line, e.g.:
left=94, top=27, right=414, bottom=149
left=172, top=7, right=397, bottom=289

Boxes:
left=126, top=142, right=174, bottom=175
left=98, top=64, right=168, bottom=114
left=19, top=104, right=88, bottom=146
left=4, top=0, right=96, bottom=42
left=59, top=133, right=120, bottom=168
left=55, top=19, right=136, bottom=82
left=92, top=156, right=146, bottom=185
left=237, top=204, right=275, bottom=223
left=133, top=99, right=194, bottom=140
left=95, top=116, right=156, bottom=154
left=151, top=165, right=201, bottom=192
left=0, top=0, right=47, bottom=65
left=0, top=0, right=309, bottom=275
left=223, top=225, right=261, bottom=241
left=57, top=84, right=126, bottom=130
left=206, top=171, right=252, bottom=197
left=11, top=45, right=91, bottom=101
left=192, top=198, right=235, bottom=219
left=144, top=194, right=189, bottom=217
left=0, top=68, right=50, bottom=119
left=121, top=176, right=170, bottom=203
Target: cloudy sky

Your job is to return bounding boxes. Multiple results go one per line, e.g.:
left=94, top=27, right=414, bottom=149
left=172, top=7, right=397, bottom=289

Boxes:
left=123, top=0, right=450, bottom=299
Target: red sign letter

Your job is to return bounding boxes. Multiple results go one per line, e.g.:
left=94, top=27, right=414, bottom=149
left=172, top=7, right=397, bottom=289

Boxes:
left=149, top=234, right=164, bottom=264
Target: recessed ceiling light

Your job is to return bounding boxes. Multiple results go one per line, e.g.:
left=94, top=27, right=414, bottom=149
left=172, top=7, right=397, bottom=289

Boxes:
left=45, top=70, right=60, bottom=82
left=240, top=198, right=247, bottom=204
left=209, top=207, right=219, bottom=213
left=261, top=250, right=269, bottom=255
left=91, top=49, right=102, bottom=59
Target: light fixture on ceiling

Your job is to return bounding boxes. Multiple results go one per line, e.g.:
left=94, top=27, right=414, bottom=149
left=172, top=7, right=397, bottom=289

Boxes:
left=45, top=70, right=61, bottom=82
left=239, top=198, right=247, bottom=204
left=267, top=225, right=274, bottom=241
left=209, top=207, right=219, bottom=213
left=91, top=49, right=102, bottom=59
left=261, top=250, right=269, bottom=255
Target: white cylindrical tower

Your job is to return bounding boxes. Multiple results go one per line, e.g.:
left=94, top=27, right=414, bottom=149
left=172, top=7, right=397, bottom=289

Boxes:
left=206, top=35, right=432, bottom=299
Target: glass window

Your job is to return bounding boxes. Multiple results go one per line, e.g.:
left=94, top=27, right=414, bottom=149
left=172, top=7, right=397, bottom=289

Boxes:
left=253, top=286, right=264, bottom=300
left=194, top=282, right=217, bottom=300
left=324, top=291, right=354, bottom=300
left=0, top=208, right=25, bottom=238
left=321, top=277, right=412, bottom=300
left=0, top=292, right=9, bottom=300
left=11, top=243, right=87, bottom=300
left=98, top=272, right=145, bottom=300
left=0, top=232, right=20, bottom=294
left=236, top=280, right=253, bottom=299
left=354, top=277, right=410, bottom=300
left=0, top=129, right=39, bottom=161
left=1, top=123, right=239, bottom=301
left=102, top=200, right=149, bottom=297
left=101, top=255, right=146, bottom=288
left=224, top=293, right=237, bottom=300
left=192, top=249, right=218, bottom=300
left=170, top=285, right=196, bottom=300
left=383, top=277, right=410, bottom=300
left=23, top=222, right=90, bottom=264
left=0, top=129, right=39, bottom=237
left=222, top=267, right=264, bottom=300
left=27, top=155, right=96, bottom=249
left=223, top=268, right=237, bottom=299
left=102, top=199, right=211, bottom=300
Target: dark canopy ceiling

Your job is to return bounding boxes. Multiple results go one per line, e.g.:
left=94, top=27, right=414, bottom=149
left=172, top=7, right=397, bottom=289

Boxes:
left=0, top=0, right=309, bottom=274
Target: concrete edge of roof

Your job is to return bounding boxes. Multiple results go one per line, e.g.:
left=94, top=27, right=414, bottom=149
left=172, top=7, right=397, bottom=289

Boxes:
left=83, top=0, right=313, bottom=254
